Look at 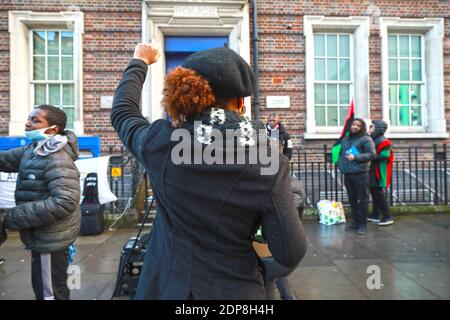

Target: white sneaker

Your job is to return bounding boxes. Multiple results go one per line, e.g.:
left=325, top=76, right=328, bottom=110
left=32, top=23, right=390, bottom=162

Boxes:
left=378, top=218, right=394, bottom=226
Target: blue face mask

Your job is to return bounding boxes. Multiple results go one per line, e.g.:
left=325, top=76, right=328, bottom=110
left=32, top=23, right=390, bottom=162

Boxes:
left=24, top=126, right=55, bottom=142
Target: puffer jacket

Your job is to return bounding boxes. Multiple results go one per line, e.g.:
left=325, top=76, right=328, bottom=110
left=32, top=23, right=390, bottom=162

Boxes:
left=0, top=131, right=81, bottom=253
left=337, top=126, right=375, bottom=174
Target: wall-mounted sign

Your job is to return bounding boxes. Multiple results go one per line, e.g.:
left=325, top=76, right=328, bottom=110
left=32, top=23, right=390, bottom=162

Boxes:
left=266, top=96, right=290, bottom=109
left=174, top=6, right=218, bottom=17
left=100, top=96, right=114, bottom=109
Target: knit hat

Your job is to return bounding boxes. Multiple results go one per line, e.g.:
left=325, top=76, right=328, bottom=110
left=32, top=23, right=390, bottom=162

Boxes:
left=372, top=120, right=388, bottom=135
left=181, top=47, right=256, bottom=98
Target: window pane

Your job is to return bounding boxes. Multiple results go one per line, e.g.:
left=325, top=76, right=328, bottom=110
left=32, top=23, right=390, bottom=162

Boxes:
left=33, top=31, right=45, bottom=55
left=62, top=57, right=73, bottom=80
left=315, top=106, right=326, bottom=126
left=327, top=84, right=337, bottom=104
left=399, top=85, right=409, bottom=105
left=49, top=84, right=61, bottom=106
left=339, top=35, right=350, bottom=57
left=339, top=84, right=349, bottom=104
left=63, top=85, right=74, bottom=105
left=33, top=56, right=45, bottom=80
left=390, top=106, right=398, bottom=126
left=63, top=107, right=74, bottom=129
left=34, top=84, right=46, bottom=105
left=314, top=34, right=325, bottom=56
left=327, top=58, right=337, bottom=80
left=411, top=84, right=421, bottom=104
left=327, top=106, right=338, bottom=126
left=399, top=105, right=410, bottom=126
left=389, top=85, right=397, bottom=105
left=339, top=106, right=348, bottom=126
left=399, top=36, right=409, bottom=57
left=47, top=31, right=59, bottom=55
left=411, top=106, right=421, bottom=126
left=315, top=58, right=325, bottom=80
left=399, top=59, right=409, bottom=81
left=314, top=84, right=325, bottom=104
left=326, top=34, right=337, bottom=57
left=48, top=56, right=60, bottom=80
left=339, top=59, right=350, bottom=80
left=61, top=32, right=73, bottom=55
left=411, top=59, right=421, bottom=81
left=388, top=35, right=397, bottom=57
left=388, top=59, right=398, bottom=81
left=411, top=36, right=421, bottom=58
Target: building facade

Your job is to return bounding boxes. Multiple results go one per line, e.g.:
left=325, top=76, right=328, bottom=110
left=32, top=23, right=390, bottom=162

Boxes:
left=0, top=0, right=449, bottom=154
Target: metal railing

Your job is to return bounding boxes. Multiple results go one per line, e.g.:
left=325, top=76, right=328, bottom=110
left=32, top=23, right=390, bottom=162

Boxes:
left=290, top=144, right=449, bottom=207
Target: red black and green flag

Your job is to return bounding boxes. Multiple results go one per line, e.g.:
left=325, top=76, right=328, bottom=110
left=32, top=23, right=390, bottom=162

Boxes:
left=331, top=99, right=355, bottom=164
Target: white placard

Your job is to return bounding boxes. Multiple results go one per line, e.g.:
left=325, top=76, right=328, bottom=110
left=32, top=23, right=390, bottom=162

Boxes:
left=100, top=96, right=114, bottom=109
left=266, top=96, right=290, bottom=109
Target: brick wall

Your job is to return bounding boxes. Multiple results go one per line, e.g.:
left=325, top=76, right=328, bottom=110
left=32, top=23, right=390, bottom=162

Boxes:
left=252, top=0, right=450, bottom=151
left=0, top=0, right=141, bottom=153
left=0, top=0, right=449, bottom=154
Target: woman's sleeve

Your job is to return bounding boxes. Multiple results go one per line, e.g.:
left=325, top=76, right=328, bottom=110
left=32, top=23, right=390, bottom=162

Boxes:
left=111, top=59, right=162, bottom=163
left=258, top=158, right=307, bottom=268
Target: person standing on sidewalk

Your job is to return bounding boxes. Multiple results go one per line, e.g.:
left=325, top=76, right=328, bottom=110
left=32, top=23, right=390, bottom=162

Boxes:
left=337, top=118, right=375, bottom=235
left=367, top=120, right=394, bottom=226
left=111, top=44, right=306, bottom=300
left=0, top=105, right=81, bottom=300
left=266, top=114, right=293, bottom=160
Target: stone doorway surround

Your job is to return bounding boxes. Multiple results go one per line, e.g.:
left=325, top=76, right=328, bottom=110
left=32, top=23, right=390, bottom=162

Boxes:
left=141, top=0, right=251, bottom=121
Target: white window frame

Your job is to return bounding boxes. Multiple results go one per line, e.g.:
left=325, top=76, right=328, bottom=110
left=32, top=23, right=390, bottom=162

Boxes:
left=8, top=11, right=84, bottom=136
left=304, top=16, right=370, bottom=139
left=29, top=29, right=76, bottom=128
left=313, top=32, right=354, bottom=128
left=380, top=17, right=447, bottom=139
left=387, top=34, right=425, bottom=129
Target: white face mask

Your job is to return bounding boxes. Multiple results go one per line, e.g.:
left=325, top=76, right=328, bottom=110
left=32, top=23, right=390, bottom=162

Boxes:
left=24, top=126, right=57, bottom=142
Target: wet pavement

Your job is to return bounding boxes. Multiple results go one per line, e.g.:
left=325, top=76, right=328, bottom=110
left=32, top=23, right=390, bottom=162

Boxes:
left=0, top=214, right=449, bottom=300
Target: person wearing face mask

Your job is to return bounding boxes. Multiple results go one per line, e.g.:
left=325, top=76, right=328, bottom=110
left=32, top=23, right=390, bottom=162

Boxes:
left=0, top=104, right=80, bottom=300
left=337, top=118, right=375, bottom=235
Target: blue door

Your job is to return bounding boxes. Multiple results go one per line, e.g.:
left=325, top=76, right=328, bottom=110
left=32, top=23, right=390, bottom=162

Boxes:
left=165, top=36, right=228, bottom=73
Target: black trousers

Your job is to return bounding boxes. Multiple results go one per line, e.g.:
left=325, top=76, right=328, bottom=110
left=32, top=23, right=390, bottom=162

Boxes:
left=370, top=187, right=391, bottom=220
left=31, top=248, right=70, bottom=300
left=344, top=172, right=370, bottom=227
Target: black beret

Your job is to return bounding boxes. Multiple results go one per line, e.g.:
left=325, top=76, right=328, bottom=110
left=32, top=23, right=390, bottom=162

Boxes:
left=181, top=47, right=256, bottom=98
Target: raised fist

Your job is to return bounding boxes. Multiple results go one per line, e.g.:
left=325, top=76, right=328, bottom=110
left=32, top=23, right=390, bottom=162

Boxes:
left=133, top=43, right=161, bottom=65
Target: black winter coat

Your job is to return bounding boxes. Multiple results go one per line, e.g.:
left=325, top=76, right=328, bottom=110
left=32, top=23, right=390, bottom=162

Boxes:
left=338, top=133, right=375, bottom=174
left=0, top=131, right=81, bottom=253
left=111, top=59, right=306, bottom=300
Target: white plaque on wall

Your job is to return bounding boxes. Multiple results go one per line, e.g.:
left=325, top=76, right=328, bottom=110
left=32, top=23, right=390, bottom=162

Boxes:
left=266, top=96, right=290, bottom=109
left=100, top=96, right=114, bottom=109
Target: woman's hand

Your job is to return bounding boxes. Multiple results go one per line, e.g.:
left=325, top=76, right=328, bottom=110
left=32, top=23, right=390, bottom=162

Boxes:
left=133, top=43, right=161, bottom=65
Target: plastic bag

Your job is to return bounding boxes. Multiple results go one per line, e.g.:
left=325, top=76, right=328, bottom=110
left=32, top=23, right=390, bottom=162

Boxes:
left=317, top=200, right=346, bottom=225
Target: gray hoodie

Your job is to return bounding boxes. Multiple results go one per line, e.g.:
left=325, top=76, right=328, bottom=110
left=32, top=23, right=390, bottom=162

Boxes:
left=0, top=130, right=81, bottom=253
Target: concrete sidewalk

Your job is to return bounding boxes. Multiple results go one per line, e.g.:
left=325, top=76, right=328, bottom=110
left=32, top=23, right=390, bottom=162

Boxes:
left=0, top=214, right=449, bottom=300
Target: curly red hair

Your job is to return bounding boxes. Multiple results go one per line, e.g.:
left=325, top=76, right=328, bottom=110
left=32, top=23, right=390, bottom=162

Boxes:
left=161, top=67, right=215, bottom=126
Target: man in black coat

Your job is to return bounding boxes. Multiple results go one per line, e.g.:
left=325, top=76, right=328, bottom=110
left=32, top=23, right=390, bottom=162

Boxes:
left=266, top=113, right=293, bottom=160
left=111, top=44, right=306, bottom=300
left=337, top=118, right=375, bottom=235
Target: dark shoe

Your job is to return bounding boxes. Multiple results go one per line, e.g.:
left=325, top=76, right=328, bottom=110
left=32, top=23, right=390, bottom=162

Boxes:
left=0, top=258, right=5, bottom=265
left=378, top=217, right=394, bottom=226
left=356, top=225, right=367, bottom=235
left=367, top=213, right=380, bottom=223
left=345, top=223, right=358, bottom=232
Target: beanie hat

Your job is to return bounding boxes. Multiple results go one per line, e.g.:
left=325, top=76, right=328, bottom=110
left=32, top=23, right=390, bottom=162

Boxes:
left=181, top=47, right=256, bottom=98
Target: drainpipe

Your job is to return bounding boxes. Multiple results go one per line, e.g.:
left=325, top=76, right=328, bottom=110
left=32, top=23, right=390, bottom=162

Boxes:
left=250, top=0, right=260, bottom=122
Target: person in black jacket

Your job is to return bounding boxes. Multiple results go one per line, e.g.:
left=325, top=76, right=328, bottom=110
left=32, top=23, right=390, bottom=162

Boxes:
left=111, top=43, right=306, bottom=300
left=266, top=114, right=293, bottom=160
left=337, top=118, right=375, bottom=235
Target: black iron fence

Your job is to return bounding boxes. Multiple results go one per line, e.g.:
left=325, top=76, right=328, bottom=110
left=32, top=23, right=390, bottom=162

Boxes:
left=290, top=144, right=449, bottom=208
left=105, top=144, right=450, bottom=213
